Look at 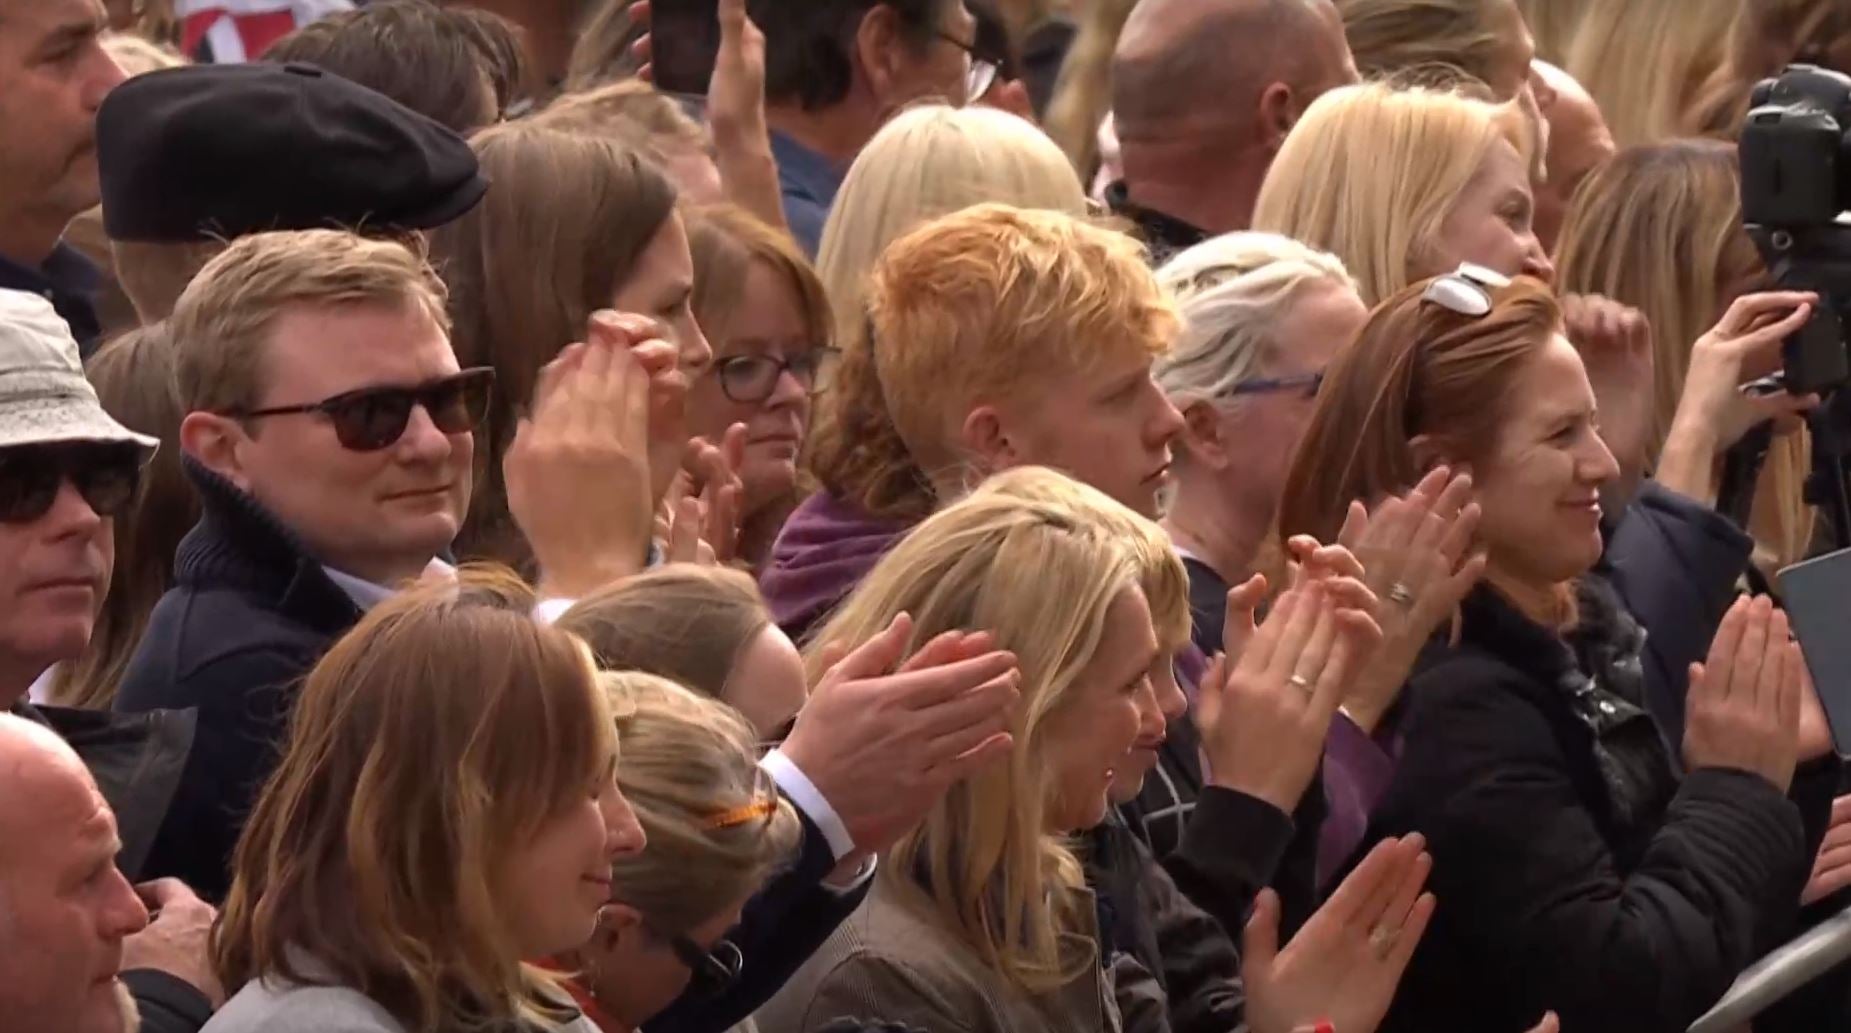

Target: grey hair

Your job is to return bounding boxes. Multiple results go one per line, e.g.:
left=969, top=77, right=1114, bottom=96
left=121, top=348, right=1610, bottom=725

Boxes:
left=1153, top=231, right=1358, bottom=409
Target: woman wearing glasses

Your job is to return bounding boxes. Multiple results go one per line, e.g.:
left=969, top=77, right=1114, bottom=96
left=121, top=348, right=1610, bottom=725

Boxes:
left=686, top=205, right=839, bottom=573
left=204, top=569, right=647, bottom=1033
left=558, top=671, right=801, bottom=1033
left=1276, top=268, right=1840, bottom=1033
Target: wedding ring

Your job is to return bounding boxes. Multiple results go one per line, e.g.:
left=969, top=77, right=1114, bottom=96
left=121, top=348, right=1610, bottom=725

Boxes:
left=1369, top=923, right=1398, bottom=958
left=1388, top=582, right=1414, bottom=607
left=1288, top=673, right=1313, bottom=690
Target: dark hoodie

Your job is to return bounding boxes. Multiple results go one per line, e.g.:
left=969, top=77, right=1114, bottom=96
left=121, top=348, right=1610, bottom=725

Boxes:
left=760, top=492, right=915, bottom=644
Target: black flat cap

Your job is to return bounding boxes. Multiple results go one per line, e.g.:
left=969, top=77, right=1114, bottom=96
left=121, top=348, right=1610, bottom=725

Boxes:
left=98, top=63, right=489, bottom=243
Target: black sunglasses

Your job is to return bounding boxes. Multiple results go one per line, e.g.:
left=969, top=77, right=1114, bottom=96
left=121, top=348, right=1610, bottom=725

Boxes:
left=714, top=350, right=840, bottom=405
left=226, top=367, right=495, bottom=452
left=0, top=441, right=147, bottom=524
left=666, top=932, right=743, bottom=997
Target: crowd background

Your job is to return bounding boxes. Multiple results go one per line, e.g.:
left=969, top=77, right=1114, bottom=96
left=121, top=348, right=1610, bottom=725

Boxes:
left=3, top=2, right=1851, bottom=1033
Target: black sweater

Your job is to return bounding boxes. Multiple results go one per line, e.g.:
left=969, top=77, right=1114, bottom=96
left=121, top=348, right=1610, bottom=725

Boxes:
left=1369, top=580, right=1837, bottom=1033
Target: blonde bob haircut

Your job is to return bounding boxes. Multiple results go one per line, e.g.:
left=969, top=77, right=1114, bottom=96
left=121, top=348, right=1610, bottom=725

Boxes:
left=1252, top=81, right=1534, bottom=307
left=810, top=203, right=1176, bottom=522
left=815, top=103, right=1088, bottom=356
left=213, top=567, right=617, bottom=1033
left=804, top=468, right=1144, bottom=993
left=973, top=467, right=1191, bottom=654
left=1555, top=140, right=1812, bottom=569
left=556, top=565, right=772, bottom=703
left=600, top=671, right=801, bottom=935
left=1154, top=232, right=1359, bottom=411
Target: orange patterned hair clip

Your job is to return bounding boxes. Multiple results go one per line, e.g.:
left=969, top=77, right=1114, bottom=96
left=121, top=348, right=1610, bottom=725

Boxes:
left=702, top=798, right=778, bottom=830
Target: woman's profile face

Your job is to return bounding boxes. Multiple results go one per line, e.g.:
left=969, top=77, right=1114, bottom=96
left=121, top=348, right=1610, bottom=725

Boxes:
left=687, top=259, right=824, bottom=516
left=1428, top=138, right=1554, bottom=285
left=1465, top=332, right=1619, bottom=589
left=1038, top=586, right=1160, bottom=833
left=614, top=211, right=716, bottom=501
left=498, top=769, right=644, bottom=959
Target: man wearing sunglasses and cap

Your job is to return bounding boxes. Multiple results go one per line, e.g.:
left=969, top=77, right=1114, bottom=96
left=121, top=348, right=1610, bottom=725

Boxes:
left=0, top=287, right=224, bottom=1032
left=112, top=228, right=489, bottom=903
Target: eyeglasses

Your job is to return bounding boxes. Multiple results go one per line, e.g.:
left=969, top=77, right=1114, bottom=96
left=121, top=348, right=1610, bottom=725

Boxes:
left=0, top=441, right=148, bottom=524
left=665, top=931, right=743, bottom=997
left=1221, top=371, right=1324, bottom=400
left=225, top=367, right=495, bottom=452
left=936, top=30, right=1000, bottom=103
left=1420, top=263, right=1513, bottom=318
left=714, top=350, right=840, bottom=404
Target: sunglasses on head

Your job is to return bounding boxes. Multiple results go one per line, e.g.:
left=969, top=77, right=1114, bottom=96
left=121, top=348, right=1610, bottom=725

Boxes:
left=1421, top=263, right=1513, bottom=318
left=226, top=367, right=495, bottom=452
left=0, top=441, right=148, bottom=524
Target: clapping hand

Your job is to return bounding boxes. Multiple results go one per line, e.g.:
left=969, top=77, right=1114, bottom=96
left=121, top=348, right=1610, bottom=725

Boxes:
left=658, top=424, right=747, bottom=564
left=1683, top=595, right=1804, bottom=793
left=1244, top=834, right=1435, bottom=1033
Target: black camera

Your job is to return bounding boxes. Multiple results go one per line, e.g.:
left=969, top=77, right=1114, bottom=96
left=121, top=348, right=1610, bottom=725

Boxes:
left=1741, top=64, right=1851, bottom=393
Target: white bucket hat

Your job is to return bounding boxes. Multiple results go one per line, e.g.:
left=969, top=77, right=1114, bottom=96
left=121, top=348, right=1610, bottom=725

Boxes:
left=0, top=290, right=158, bottom=454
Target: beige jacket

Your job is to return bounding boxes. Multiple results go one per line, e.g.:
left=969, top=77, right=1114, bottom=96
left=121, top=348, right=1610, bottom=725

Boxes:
left=753, top=877, right=1126, bottom=1033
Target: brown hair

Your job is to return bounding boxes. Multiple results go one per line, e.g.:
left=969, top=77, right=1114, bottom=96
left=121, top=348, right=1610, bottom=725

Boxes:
left=168, top=229, right=450, bottom=415
left=1688, top=0, right=1851, bottom=139
left=686, top=204, right=833, bottom=551
left=532, top=79, right=711, bottom=157
left=428, top=124, right=676, bottom=569
left=112, top=239, right=226, bottom=326
left=212, top=567, right=615, bottom=1033
left=50, top=324, right=200, bottom=709
left=556, top=565, right=772, bottom=702
left=1277, top=274, right=1563, bottom=548
left=809, top=204, right=1175, bottom=522
left=1338, top=0, right=1524, bottom=98
left=264, top=0, right=526, bottom=132
left=565, top=0, right=649, bottom=91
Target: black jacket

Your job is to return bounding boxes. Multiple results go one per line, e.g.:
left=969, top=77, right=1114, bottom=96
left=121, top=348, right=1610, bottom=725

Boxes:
left=1369, top=579, right=1837, bottom=1033
left=1601, top=479, right=1757, bottom=744
left=122, top=969, right=214, bottom=1033
left=9, top=700, right=194, bottom=881
left=1105, top=180, right=1209, bottom=269
left=114, top=459, right=366, bottom=902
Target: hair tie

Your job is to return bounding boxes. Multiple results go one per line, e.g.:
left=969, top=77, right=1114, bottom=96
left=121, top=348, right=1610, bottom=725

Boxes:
left=703, top=798, right=778, bottom=830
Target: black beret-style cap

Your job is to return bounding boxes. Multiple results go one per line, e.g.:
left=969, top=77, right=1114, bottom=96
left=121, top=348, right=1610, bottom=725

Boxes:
left=97, top=63, right=490, bottom=243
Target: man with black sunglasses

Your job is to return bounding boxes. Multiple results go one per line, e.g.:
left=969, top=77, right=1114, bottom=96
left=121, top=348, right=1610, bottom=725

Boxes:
left=114, top=228, right=488, bottom=902
left=0, top=289, right=223, bottom=1032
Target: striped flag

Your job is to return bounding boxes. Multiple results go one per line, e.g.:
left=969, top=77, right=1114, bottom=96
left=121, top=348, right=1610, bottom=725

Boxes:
left=176, top=0, right=356, bottom=63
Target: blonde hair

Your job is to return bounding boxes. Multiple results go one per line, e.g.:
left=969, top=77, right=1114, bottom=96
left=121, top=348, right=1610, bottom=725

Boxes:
left=213, top=568, right=617, bottom=1033
left=102, top=30, right=186, bottom=76
left=810, top=203, right=1176, bottom=521
left=556, top=565, right=772, bottom=702
left=112, top=239, right=225, bottom=325
left=1687, top=0, right=1851, bottom=140
left=1564, top=0, right=1738, bottom=148
left=1337, top=0, right=1526, bottom=97
left=533, top=79, right=712, bottom=159
left=1252, top=81, right=1533, bottom=306
left=1554, top=140, right=1812, bottom=569
left=804, top=473, right=1143, bottom=992
left=168, top=230, right=448, bottom=415
left=1153, top=232, right=1358, bottom=409
left=974, top=467, right=1190, bottom=652
left=599, top=672, right=800, bottom=934
left=816, top=104, right=1087, bottom=356
left=1514, top=0, right=1589, bottom=65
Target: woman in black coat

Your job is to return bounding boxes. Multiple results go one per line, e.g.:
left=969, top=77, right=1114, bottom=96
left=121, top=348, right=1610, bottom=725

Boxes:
left=1276, top=269, right=1840, bottom=1033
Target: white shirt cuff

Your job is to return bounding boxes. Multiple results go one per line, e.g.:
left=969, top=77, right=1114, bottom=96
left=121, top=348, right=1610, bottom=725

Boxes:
left=533, top=597, right=576, bottom=625
left=760, top=748, right=856, bottom=861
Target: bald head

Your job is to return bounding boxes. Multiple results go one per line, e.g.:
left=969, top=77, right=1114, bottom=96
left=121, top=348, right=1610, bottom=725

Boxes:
left=1533, top=59, right=1614, bottom=252
left=0, top=713, right=104, bottom=860
left=1113, top=0, right=1352, bottom=140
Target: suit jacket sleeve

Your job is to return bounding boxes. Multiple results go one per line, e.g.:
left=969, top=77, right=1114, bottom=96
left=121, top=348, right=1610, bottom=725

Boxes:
left=645, top=808, right=868, bottom=1033
left=1386, top=665, right=1813, bottom=1033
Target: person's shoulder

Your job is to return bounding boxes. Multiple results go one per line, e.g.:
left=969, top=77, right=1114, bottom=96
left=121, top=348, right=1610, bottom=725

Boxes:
left=204, top=978, right=405, bottom=1033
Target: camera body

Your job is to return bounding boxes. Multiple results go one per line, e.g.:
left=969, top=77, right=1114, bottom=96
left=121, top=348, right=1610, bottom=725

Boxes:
left=1741, top=64, right=1851, bottom=393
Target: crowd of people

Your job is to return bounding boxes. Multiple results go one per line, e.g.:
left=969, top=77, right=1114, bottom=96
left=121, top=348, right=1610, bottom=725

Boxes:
left=3, top=0, right=1851, bottom=1032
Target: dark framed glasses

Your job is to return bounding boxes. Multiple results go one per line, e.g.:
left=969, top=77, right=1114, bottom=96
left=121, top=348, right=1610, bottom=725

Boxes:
left=226, top=367, right=494, bottom=452
left=1222, top=370, right=1324, bottom=400
left=935, top=30, right=1000, bottom=102
left=0, top=441, right=148, bottom=524
left=665, top=931, right=743, bottom=997
left=1421, top=263, right=1513, bottom=318
left=714, top=350, right=840, bottom=404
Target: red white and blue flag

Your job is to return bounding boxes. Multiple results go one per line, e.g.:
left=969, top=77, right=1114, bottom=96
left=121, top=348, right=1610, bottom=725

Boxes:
left=176, top=0, right=355, bottom=64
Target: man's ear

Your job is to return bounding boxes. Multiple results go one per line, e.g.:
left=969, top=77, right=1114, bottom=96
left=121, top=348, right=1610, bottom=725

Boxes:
left=853, top=3, right=910, bottom=104
left=1257, top=81, right=1298, bottom=151
left=1178, top=400, right=1231, bottom=469
left=959, top=404, right=1015, bottom=475
left=179, top=411, right=254, bottom=492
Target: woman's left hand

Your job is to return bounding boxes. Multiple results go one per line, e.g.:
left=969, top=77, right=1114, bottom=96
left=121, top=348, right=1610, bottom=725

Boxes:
left=657, top=423, right=746, bottom=564
left=1804, top=795, right=1851, bottom=905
